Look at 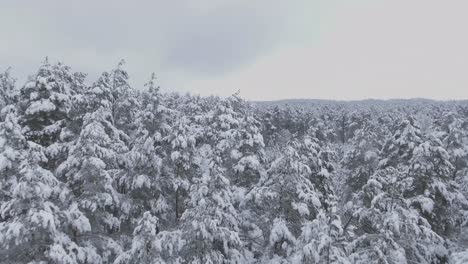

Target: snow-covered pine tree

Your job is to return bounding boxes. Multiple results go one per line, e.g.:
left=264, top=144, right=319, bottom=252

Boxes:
left=436, top=111, right=468, bottom=260
left=343, top=123, right=381, bottom=194
left=259, top=106, right=281, bottom=146
left=137, top=73, right=171, bottom=137
left=197, top=96, right=269, bottom=260
left=0, top=133, right=101, bottom=264
left=115, top=210, right=184, bottom=264
left=206, top=96, right=266, bottom=189
left=292, top=137, right=348, bottom=264
left=437, top=112, right=468, bottom=180
left=350, top=167, right=447, bottom=264
left=178, top=144, right=247, bottom=263
left=17, top=60, right=88, bottom=172
left=162, top=114, right=199, bottom=224
left=348, top=117, right=462, bottom=262
left=293, top=208, right=348, bottom=264
left=408, top=134, right=468, bottom=238
left=60, top=68, right=88, bottom=139
left=109, top=60, right=140, bottom=136
left=246, top=139, right=323, bottom=262
left=87, top=71, right=115, bottom=112
left=307, top=114, right=337, bottom=145
left=0, top=108, right=25, bottom=204
left=18, top=59, right=76, bottom=147
left=57, top=106, right=129, bottom=263
left=334, top=110, right=353, bottom=144
left=0, top=68, right=17, bottom=113
left=378, top=118, right=423, bottom=169
left=118, top=74, right=172, bottom=235
left=114, top=211, right=161, bottom=264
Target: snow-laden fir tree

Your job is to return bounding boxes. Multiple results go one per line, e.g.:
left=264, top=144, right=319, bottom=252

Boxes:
left=87, top=71, right=115, bottom=112
left=114, top=211, right=161, bottom=264
left=108, top=60, right=140, bottom=136
left=115, top=211, right=184, bottom=264
left=292, top=138, right=348, bottom=264
left=293, top=207, right=348, bottom=264
left=18, top=59, right=76, bottom=147
left=343, top=123, right=381, bottom=194
left=0, top=108, right=25, bottom=204
left=307, top=114, right=337, bottom=145
left=207, top=96, right=265, bottom=189
left=0, top=130, right=102, bottom=264
left=245, top=139, right=323, bottom=262
left=350, top=167, right=447, bottom=264
left=0, top=68, right=17, bottom=114
left=162, top=114, right=199, bottom=224
left=437, top=111, right=468, bottom=180
left=117, top=74, right=172, bottom=235
left=407, top=133, right=467, bottom=238
left=57, top=107, right=129, bottom=263
left=178, top=144, right=247, bottom=263
left=378, top=118, right=423, bottom=169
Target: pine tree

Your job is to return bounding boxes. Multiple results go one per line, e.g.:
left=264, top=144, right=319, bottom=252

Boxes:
left=207, top=96, right=266, bottom=189
left=109, top=60, right=140, bottom=135
left=18, top=59, right=76, bottom=147
left=179, top=144, right=247, bottom=263
left=114, top=212, right=162, bottom=264
left=0, top=139, right=101, bottom=264
left=246, top=139, right=323, bottom=261
left=162, top=114, right=199, bottom=224
left=0, top=68, right=17, bottom=113
left=438, top=112, right=468, bottom=180
left=118, top=74, right=172, bottom=234
left=87, top=71, right=114, bottom=111
left=343, top=123, right=381, bottom=193
left=57, top=107, right=128, bottom=263
left=0, top=109, right=26, bottom=204
left=350, top=167, right=447, bottom=263
left=408, top=134, right=467, bottom=238
left=293, top=208, right=348, bottom=264
left=379, top=118, right=423, bottom=169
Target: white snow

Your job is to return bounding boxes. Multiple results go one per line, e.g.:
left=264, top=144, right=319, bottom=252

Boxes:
left=25, top=99, right=56, bottom=115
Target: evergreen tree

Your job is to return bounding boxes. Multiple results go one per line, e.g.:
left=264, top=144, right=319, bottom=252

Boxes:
left=87, top=71, right=114, bottom=111
left=109, top=60, right=140, bottom=135
left=350, top=167, right=447, bottom=263
left=0, top=139, right=100, bottom=263
left=18, top=59, right=76, bottom=147
left=343, top=123, right=381, bottom=193
left=162, top=114, right=199, bottom=223
left=0, top=68, right=17, bottom=112
left=57, top=107, right=128, bottom=263
left=178, top=144, right=247, bottom=263
left=246, top=139, right=323, bottom=261
left=438, top=112, right=468, bottom=180
left=118, top=74, right=172, bottom=234
left=408, top=134, right=467, bottom=237
left=114, top=212, right=163, bottom=264
left=207, top=96, right=266, bottom=189
left=293, top=208, right=348, bottom=264
left=0, top=109, right=26, bottom=204
left=379, top=118, right=423, bottom=169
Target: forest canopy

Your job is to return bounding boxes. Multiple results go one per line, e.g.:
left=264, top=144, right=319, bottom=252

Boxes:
left=0, top=60, right=467, bottom=264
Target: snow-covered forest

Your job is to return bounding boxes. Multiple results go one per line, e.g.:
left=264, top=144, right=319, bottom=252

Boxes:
left=1, top=60, right=468, bottom=264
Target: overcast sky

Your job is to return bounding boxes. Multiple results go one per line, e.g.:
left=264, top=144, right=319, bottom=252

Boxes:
left=1, top=0, right=468, bottom=100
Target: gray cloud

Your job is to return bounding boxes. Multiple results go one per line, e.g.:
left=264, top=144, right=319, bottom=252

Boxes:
left=1, top=0, right=467, bottom=100
left=1, top=0, right=301, bottom=86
